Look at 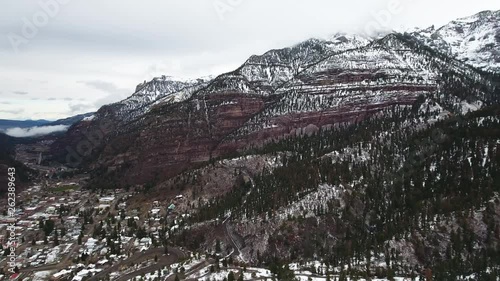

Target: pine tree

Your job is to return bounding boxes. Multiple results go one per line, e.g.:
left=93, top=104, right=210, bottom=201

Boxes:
left=215, top=239, right=221, bottom=253
left=54, top=229, right=59, bottom=246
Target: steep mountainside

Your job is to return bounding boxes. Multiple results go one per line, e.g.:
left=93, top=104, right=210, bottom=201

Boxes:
left=180, top=103, right=500, bottom=280
left=104, top=75, right=213, bottom=123
left=48, top=11, right=500, bottom=279
left=48, top=112, right=95, bottom=127
left=67, top=33, right=498, bottom=188
left=411, top=10, right=500, bottom=72
left=50, top=75, right=212, bottom=164
left=0, top=133, right=34, bottom=194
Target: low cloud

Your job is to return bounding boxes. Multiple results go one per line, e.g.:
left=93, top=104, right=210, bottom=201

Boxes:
left=12, top=91, right=29, bottom=95
left=4, top=125, right=69, bottom=138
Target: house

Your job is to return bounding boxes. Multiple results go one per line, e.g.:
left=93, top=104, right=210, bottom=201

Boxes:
left=98, top=196, right=115, bottom=204
left=17, top=220, right=32, bottom=227
left=138, top=237, right=152, bottom=251
left=97, top=259, right=110, bottom=266
left=66, top=216, right=78, bottom=224
left=24, top=207, right=38, bottom=215
left=46, top=206, right=56, bottom=214
left=97, top=204, right=111, bottom=210
left=150, top=208, right=161, bottom=217
left=139, top=237, right=151, bottom=246
left=51, top=269, right=72, bottom=280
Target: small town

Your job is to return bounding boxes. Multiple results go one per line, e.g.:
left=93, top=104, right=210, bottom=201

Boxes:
left=0, top=132, right=353, bottom=281
left=0, top=178, right=327, bottom=281
left=0, top=173, right=191, bottom=280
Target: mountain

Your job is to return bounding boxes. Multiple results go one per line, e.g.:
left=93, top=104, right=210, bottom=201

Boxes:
left=48, top=11, right=500, bottom=279
left=0, top=133, right=34, bottom=194
left=0, top=119, right=50, bottom=131
left=48, top=112, right=95, bottom=127
left=54, top=32, right=497, bottom=183
left=411, top=10, right=500, bottom=72
left=97, top=75, right=212, bottom=124
left=0, top=112, right=95, bottom=138
left=50, top=75, right=213, bottom=165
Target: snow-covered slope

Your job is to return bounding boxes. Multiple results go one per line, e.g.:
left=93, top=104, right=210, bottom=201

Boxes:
left=53, top=10, right=499, bottom=175
left=225, top=33, right=491, bottom=138
left=98, top=75, right=212, bottom=123
left=411, top=10, right=500, bottom=72
left=204, top=35, right=371, bottom=97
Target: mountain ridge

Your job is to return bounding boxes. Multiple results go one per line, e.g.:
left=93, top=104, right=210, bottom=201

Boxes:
left=53, top=30, right=498, bottom=187
left=410, top=9, right=500, bottom=72
left=35, top=10, right=500, bottom=278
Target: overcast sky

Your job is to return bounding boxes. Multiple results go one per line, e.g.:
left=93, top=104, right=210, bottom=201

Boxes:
left=1, top=0, right=499, bottom=120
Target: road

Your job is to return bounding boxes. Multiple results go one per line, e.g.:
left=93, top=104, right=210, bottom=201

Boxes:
left=113, top=258, right=173, bottom=281
left=219, top=164, right=253, bottom=263
left=224, top=218, right=247, bottom=263
left=116, top=258, right=212, bottom=281
left=88, top=247, right=187, bottom=281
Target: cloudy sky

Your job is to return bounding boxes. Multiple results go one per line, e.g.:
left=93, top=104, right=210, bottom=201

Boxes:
left=1, top=0, right=499, bottom=120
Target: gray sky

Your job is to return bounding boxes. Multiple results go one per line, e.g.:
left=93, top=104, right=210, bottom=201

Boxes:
left=1, top=0, right=499, bottom=120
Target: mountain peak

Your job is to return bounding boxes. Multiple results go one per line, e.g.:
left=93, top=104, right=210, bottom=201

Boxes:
left=448, top=10, right=500, bottom=27
left=411, top=9, right=500, bottom=72
left=460, top=9, right=500, bottom=21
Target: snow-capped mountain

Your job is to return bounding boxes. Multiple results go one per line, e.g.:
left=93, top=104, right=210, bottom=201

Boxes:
left=62, top=8, right=500, bottom=134
left=56, top=31, right=496, bottom=183
left=47, top=10, right=500, bottom=276
left=411, top=10, right=500, bottom=72
left=52, top=10, right=499, bottom=177
left=94, top=75, right=212, bottom=124
left=205, top=35, right=371, bottom=97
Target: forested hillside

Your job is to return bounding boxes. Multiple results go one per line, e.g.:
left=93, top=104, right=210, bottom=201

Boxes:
left=0, top=133, right=34, bottom=194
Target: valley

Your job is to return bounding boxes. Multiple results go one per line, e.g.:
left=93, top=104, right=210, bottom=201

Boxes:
left=1, top=9, right=500, bottom=281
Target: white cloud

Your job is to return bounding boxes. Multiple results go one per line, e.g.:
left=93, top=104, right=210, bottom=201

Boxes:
left=4, top=125, right=69, bottom=138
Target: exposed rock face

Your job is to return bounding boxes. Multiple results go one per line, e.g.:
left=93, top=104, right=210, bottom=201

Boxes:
left=50, top=76, right=212, bottom=166
left=52, top=31, right=493, bottom=186
left=411, top=10, right=500, bottom=72
left=109, top=92, right=268, bottom=183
